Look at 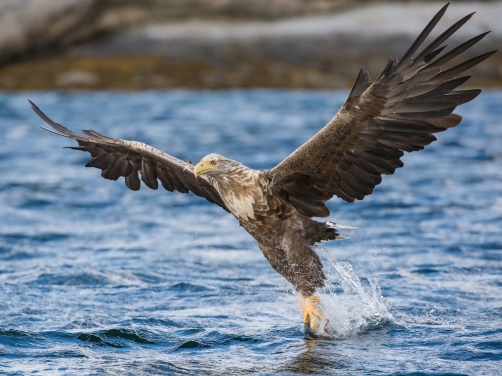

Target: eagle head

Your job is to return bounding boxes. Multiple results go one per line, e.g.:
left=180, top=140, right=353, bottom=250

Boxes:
left=194, top=153, right=258, bottom=220
left=193, top=154, right=242, bottom=178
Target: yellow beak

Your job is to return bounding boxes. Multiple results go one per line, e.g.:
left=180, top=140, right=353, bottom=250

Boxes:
left=194, top=161, right=215, bottom=177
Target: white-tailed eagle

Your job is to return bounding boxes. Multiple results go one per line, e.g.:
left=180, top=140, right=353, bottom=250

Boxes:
left=30, top=3, right=494, bottom=334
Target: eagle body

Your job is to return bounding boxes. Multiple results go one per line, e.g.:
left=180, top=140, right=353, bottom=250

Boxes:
left=30, top=3, right=495, bottom=331
left=196, top=154, right=339, bottom=296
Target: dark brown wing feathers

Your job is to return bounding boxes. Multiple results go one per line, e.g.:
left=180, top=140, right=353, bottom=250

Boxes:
left=30, top=100, right=228, bottom=211
left=268, top=4, right=495, bottom=214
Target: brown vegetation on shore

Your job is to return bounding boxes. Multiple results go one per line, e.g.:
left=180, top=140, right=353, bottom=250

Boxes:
left=1, top=54, right=500, bottom=91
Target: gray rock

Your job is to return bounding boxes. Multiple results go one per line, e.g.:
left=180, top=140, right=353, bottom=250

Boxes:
left=0, top=0, right=96, bottom=64
left=0, top=0, right=355, bottom=64
left=72, top=2, right=502, bottom=75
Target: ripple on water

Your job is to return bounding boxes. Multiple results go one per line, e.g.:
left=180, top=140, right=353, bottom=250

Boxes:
left=167, top=283, right=212, bottom=293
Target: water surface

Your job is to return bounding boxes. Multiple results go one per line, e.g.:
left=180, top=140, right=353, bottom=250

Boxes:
left=0, top=90, right=501, bottom=375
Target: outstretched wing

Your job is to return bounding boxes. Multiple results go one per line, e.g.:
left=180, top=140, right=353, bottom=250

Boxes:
left=30, top=101, right=228, bottom=211
left=267, top=3, right=495, bottom=218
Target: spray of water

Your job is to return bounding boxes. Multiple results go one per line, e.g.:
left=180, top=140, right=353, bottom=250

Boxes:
left=308, top=246, right=393, bottom=338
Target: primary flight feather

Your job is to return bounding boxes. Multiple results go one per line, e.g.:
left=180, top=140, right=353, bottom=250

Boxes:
left=31, top=3, right=494, bottom=334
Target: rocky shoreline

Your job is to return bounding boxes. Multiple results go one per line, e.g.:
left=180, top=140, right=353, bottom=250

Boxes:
left=0, top=1, right=500, bottom=90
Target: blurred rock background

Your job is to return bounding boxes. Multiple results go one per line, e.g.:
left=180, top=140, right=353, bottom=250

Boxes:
left=0, top=0, right=500, bottom=90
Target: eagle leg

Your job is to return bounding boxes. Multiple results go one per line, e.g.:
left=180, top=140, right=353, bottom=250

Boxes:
left=301, top=295, right=324, bottom=329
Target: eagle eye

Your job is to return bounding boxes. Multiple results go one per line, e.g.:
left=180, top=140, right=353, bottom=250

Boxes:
left=211, top=160, right=216, bottom=165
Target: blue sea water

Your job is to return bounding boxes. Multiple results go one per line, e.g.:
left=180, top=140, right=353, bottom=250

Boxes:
left=0, top=90, right=501, bottom=375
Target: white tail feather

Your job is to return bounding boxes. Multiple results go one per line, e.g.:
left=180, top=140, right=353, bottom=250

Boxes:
left=327, top=222, right=358, bottom=231
left=316, top=234, right=346, bottom=245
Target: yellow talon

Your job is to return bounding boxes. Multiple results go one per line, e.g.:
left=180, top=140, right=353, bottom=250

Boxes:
left=301, top=295, right=324, bottom=329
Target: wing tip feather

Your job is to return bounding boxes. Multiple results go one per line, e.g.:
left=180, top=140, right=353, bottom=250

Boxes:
left=347, top=67, right=371, bottom=100
left=396, top=2, right=450, bottom=67
left=40, top=126, right=70, bottom=138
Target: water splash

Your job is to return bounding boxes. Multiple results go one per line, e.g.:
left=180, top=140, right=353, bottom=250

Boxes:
left=311, top=246, right=393, bottom=338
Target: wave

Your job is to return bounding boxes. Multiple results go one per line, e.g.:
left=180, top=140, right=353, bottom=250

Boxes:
left=73, top=328, right=156, bottom=347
